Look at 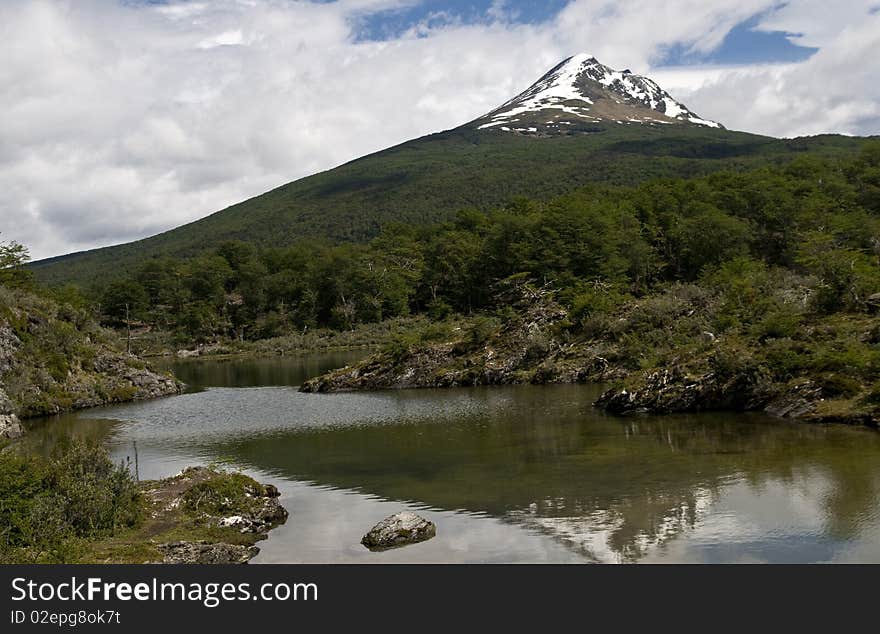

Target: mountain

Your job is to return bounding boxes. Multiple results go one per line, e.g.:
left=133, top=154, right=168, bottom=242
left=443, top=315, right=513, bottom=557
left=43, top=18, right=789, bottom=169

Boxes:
left=471, top=54, right=721, bottom=134
left=31, top=54, right=869, bottom=287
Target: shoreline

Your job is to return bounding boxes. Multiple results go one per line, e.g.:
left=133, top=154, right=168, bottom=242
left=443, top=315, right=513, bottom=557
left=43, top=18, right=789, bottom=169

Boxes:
left=88, top=466, right=288, bottom=564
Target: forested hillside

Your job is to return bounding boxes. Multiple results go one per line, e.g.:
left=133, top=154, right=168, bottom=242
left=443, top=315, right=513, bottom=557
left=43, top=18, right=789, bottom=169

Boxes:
left=30, top=124, right=869, bottom=287
left=296, top=144, right=880, bottom=426
left=93, top=145, right=880, bottom=343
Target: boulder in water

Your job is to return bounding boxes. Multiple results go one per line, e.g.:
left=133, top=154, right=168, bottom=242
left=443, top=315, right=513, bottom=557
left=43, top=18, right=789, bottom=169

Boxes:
left=361, top=512, right=436, bottom=550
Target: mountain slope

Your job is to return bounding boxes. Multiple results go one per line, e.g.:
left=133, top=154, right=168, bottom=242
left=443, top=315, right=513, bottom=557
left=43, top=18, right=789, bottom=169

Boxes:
left=31, top=55, right=872, bottom=287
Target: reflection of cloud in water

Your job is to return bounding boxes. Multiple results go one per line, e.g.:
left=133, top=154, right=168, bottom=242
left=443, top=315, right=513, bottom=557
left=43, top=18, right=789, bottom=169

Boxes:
left=28, top=378, right=880, bottom=563
left=639, top=472, right=880, bottom=563
left=507, top=487, right=716, bottom=563
left=252, top=481, right=587, bottom=564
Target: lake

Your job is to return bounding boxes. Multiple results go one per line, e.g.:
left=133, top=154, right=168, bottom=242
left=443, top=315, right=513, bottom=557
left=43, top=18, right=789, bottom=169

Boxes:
left=22, top=351, right=880, bottom=563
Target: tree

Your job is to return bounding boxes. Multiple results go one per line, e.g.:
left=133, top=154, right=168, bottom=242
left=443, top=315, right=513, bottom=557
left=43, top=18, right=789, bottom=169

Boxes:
left=0, top=237, right=32, bottom=288
left=100, top=280, right=149, bottom=324
left=671, top=206, right=751, bottom=278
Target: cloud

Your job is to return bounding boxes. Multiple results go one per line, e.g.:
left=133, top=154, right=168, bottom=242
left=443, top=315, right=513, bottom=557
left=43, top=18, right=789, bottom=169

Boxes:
left=0, top=0, right=877, bottom=260
left=653, top=3, right=880, bottom=136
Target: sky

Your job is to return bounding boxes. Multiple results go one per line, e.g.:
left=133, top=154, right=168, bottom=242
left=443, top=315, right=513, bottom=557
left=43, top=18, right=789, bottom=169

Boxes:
left=1, top=0, right=879, bottom=260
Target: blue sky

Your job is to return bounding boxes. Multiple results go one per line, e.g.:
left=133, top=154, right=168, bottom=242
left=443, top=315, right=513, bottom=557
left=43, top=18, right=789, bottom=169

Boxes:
left=660, top=11, right=817, bottom=64
left=351, top=1, right=818, bottom=65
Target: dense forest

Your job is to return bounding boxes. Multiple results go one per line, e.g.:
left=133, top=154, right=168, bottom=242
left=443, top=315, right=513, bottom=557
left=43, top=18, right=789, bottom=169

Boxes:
left=93, top=144, right=880, bottom=346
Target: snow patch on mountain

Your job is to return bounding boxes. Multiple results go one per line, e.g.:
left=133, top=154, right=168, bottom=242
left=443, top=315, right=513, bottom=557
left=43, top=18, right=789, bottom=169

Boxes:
left=478, top=54, right=721, bottom=132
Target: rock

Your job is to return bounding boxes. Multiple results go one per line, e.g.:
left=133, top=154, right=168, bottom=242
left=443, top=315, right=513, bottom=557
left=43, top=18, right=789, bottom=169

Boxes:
left=361, top=512, right=436, bottom=551
left=0, top=325, right=22, bottom=377
left=0, top=414, right=23, bottom=440
left=217, top=497, right=288, bottom=535
left=764, top=381, right=823, bottom=419
left=158, top=541, right=259, bottom=564
left=866, top=293, right=880, bottom=314
left=263, top=483, right=280, bottom=498
left=864, top=324, right=880, bottom=345
left=0, top=388, right=23, bottom=440
left=219, top=515, right=248, bottom=526
left=595, top=364, right=775, bottom=416
left=253, top=497, right=288, bottom=527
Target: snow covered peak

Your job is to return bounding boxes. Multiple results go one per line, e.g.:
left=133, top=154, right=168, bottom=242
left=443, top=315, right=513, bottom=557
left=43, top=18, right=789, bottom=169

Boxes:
left=474, top=54, right=722, bottom=134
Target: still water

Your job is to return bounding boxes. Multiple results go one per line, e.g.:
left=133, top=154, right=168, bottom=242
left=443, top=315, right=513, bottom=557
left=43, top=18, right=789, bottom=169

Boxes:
left=23, top=352, right=880, bottom=563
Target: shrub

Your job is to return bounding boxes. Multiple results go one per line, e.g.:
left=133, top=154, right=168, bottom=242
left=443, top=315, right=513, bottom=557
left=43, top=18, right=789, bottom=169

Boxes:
left=0, top=442, right=143, bottom=563
left=180, top=471, right=261, bottom=516
left=815, top=373, right=862, bottom=398
left=751, top=307, right=804, bottom=341
left=463, top=316, right=499, bottom=348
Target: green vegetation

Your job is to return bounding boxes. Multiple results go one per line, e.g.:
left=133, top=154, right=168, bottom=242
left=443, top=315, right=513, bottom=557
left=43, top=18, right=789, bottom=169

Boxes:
left=12, top=129, right=880, bottom=425
left=0, top=446, right=284, bottom=564
left=0, top=283, right=179, bottom=418
left=0, top=235, right=32, bottom=289
left=294, top=144, right=879, bottom=425
left=0, top=442, right=143, bottom=563
left=30, top=124, right=871, bottom=287
left=79, top=145, right=880, bottom=351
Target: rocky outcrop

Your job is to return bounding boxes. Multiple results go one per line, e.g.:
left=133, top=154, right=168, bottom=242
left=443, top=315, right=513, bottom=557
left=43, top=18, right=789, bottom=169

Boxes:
left=92, top=353, right=182, bottom=403
left=0, top=327, right=23, bottom=440
left=0, top=388, right=23, bottom=440
left=595, top=365, right=774, bottom=415
left=142, top=466, right=288, bottom=564
left=361, top=512, right=437, bottom=551
left=301, top=283, right=618, bottom=393
left=158, top=541, right=259, bottom=564
left=218, top=496, right=288, bottom=536
left=763, top=381, right=823, bottom=419
left=0, top=288, right=183, bottom=426
left=0, top=325, right=21, bottom=377
left=596, top=368, right=879, bottom=427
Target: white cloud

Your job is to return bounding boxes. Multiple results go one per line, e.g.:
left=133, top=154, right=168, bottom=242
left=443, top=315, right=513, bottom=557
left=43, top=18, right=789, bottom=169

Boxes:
left=653, top=5, right=880, bottom=136
left=0, top=0, right=877, bottom=260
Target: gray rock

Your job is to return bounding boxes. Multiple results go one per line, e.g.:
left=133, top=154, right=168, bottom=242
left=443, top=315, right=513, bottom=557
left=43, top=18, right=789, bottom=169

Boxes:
left=158, top=541, right=259, bottom=564
left=361, top=512, right=436, bottom=551
left=0, top=388, right=23, bottom=440
left=764, top=381, right=823, bottom=419
left=0, top=325, right=21, bottom=377
left=217, top=498, right=289, bottom=535
left=0, top=414, right=23, bottom=440
left=253, top=497, right=289, bottom=526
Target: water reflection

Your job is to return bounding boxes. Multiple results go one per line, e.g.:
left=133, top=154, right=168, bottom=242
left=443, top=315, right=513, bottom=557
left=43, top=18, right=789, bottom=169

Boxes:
left=201, top=389, right=880, bottom=562
left=22, top=354, right=880, bottom=563
left=154, top=350, right=366, bottom=390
